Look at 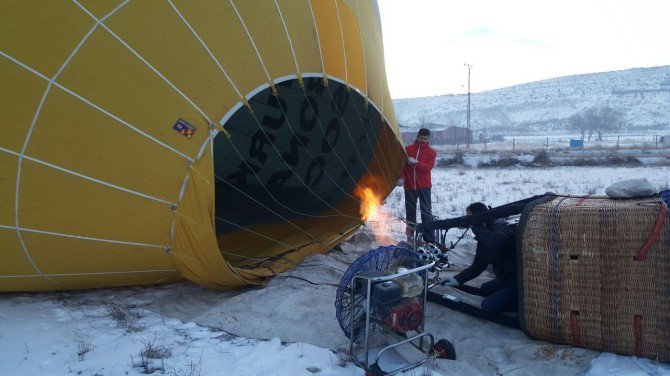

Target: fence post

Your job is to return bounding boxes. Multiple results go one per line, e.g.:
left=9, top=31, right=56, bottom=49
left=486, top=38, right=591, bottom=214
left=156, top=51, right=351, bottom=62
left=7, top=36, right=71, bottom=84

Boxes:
left=513, top=138, right=515, bottom=151
left=546, top=137, right=549, bottom=149
left=616, top=136, right=620, bottom=149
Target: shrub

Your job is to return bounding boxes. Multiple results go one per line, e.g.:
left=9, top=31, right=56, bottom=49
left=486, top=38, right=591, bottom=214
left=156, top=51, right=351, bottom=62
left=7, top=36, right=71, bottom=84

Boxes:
left=607, top=155, right=642, bottom=166
left=532, top=150, right=551, bottom=165
left=478, top=156, right=518, bottom=168
left=437, top=152, right=464, bottom=166
left=565, top=155, right=641, bottom=166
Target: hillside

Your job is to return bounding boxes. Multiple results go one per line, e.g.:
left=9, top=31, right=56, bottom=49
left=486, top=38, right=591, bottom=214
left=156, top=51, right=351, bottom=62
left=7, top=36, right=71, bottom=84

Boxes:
left=393, top=65, right=670, bottom=133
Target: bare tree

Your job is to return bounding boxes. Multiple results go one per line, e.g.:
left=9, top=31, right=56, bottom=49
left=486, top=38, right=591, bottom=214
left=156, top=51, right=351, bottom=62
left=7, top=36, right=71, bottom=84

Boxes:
left=583, top=107, right=599, bottom=141
left=570, top=106, right=625, bottom=141
left=593, top=106, right=624, bottom=141
left=569, top=112, right=588, bottom=141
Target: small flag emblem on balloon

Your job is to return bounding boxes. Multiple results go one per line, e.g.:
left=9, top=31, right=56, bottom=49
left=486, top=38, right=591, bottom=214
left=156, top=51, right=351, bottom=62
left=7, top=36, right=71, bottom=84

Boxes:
left=173, top=118, right=196, bottom=139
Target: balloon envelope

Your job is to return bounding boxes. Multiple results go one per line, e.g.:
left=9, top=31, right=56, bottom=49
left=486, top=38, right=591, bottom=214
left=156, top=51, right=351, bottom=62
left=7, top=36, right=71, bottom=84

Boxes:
left=0, top=0, right=404, bottom=291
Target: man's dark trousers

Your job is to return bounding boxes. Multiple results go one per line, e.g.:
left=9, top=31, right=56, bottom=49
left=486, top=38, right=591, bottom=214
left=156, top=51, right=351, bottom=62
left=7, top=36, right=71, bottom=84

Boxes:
left=404, top=187, right=432, bottom=228
left=455, top=278, right=518, bottom=313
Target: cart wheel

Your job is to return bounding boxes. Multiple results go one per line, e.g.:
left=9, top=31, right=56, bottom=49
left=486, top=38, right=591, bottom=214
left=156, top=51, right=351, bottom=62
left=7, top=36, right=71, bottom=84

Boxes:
left=433, top=339, right=456, bottom=360
left=366, top=362, right=385, bottom=376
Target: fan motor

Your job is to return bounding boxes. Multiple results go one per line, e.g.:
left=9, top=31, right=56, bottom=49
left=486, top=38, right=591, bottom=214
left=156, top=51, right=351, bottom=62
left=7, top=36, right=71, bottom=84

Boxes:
left=371, top=279, right=425, bottom=333
left=384, top=297, right=424, bottom=332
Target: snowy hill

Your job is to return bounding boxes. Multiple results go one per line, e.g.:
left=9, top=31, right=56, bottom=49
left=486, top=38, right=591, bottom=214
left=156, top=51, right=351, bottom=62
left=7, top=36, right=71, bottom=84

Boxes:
left=393, top=65, right=670, bottom=133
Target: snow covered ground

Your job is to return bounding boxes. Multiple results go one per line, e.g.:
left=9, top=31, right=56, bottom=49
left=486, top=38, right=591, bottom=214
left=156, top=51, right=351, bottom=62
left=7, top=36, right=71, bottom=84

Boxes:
left=0, top=289, right=360, bottom=376
left=1, top=165, right=669, bottom=376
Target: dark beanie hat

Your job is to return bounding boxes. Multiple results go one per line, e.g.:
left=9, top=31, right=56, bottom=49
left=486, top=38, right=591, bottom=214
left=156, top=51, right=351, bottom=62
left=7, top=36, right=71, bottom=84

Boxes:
left=467, top=202, right=488, bottom=215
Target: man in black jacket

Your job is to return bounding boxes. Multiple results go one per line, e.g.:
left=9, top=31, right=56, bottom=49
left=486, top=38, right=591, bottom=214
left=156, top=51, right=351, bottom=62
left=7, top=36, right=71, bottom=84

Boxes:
left=441, top=202, right=518, bottom=313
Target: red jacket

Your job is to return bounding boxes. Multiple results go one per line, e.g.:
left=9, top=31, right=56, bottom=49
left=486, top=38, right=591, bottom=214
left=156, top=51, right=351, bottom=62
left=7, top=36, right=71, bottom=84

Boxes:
left=403, top=141, right=436, bottom=189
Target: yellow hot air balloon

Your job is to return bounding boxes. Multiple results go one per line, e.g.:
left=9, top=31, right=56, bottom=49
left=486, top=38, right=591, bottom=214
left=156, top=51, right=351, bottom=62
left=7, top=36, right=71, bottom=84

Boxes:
left=0, top=0, right=405, bottom=291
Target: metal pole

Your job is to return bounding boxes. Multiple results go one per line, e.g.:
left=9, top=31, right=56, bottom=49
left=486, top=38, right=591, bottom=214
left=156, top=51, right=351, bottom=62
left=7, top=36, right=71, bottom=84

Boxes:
left=465, top=63, right=472, bottom=150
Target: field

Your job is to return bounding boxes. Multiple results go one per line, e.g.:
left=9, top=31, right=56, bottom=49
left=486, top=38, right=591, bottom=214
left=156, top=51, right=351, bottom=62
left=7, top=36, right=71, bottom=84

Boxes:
left=431, top=133, right=669, bottom=153
left=379, top=164, right=669, bottom=243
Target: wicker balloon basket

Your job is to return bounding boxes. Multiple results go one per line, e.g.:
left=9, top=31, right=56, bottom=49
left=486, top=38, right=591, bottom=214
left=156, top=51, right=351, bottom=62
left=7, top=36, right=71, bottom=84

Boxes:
left=518, top=195, right=670, bottom=361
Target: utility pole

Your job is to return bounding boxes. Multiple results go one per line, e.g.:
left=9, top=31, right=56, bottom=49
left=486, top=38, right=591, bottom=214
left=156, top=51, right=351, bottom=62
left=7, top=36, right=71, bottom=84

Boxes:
left=464, top=63, right=472, bottom=150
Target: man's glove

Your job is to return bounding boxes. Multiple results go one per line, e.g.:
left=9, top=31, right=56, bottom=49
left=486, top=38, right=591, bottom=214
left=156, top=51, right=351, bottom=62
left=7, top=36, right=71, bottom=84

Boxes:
left=408, top=157, right=418, bottom=164
left=396, top=178, right=404, bottom=187
left=440, top=277, right=459, bottom=287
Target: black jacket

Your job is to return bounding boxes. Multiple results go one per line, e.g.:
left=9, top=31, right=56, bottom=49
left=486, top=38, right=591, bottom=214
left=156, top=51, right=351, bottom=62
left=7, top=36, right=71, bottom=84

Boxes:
left=453, top=220, right=517, bottom=286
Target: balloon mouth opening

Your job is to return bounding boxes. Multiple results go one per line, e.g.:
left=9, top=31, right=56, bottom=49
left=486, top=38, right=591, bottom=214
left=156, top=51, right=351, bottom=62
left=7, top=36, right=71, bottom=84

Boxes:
left=211, top=76, right=383, bottom=235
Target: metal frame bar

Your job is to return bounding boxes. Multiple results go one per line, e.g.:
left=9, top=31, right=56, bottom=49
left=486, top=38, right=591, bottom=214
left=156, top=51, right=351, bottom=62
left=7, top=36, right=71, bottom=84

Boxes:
left=348, top=259, right=436, bottom=374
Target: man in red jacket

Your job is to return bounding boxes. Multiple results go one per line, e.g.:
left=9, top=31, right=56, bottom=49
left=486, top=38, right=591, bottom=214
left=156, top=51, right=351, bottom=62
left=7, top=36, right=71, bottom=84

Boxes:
left=403, top=128, right=437, bottom=240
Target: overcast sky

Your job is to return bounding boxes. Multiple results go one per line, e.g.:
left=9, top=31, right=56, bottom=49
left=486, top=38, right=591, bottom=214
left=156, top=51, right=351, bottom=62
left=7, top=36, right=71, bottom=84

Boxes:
left=377, top=0, right=670, bottom=99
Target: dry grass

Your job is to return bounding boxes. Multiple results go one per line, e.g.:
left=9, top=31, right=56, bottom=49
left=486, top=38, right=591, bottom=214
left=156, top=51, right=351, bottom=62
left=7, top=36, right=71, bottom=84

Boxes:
left=140, top=340, right=171, bottom=360
left=107, top=303, right=145, bottom=332
left=534, top=344, right=558, bottom=360
left=132, top=338, right=172, bottom=374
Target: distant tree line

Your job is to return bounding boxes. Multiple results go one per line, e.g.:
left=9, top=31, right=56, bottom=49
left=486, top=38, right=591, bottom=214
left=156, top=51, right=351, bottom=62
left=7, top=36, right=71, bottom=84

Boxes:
left=569, top=106, right=625, bottom=141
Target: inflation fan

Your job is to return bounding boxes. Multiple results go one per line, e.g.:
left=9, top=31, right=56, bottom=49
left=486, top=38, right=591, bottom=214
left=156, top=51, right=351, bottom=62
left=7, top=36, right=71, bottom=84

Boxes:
left=335, top=245, right=455, bottom=375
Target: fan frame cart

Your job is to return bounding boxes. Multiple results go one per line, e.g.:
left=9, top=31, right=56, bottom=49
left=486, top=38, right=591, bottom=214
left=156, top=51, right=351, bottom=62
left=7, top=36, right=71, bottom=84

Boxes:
left=346, top=257, right=448, bottom=375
